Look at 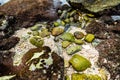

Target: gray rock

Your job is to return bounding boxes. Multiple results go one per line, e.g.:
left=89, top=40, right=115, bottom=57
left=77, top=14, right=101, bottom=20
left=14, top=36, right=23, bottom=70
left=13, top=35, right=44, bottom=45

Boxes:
left=67, top=0, right=120, bottom=12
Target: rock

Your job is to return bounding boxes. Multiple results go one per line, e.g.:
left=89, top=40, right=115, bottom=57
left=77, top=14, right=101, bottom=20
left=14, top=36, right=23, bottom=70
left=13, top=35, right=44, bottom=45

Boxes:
left=67, top=0, right=120, bottom=13
left=0, top=0, right=61, bottom=28
left=0, top=36, right=20, bottom=50
left=52, top=27, right=64, bottom=36
left=0, top=51, right=15, bottom=76
left=0, top=46, right=64, bottom=80
left=85, top=21, right=118, bottom=39
left=109, top=20, right=120, bottom=34
left=96, top=38, right=120, bottom=80
left=85, top=21, right=108, bottom=39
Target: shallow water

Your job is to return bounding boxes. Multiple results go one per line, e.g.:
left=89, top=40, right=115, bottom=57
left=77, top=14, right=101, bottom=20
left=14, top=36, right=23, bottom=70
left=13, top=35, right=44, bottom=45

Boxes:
left=0, top=0, right=10, bottom=5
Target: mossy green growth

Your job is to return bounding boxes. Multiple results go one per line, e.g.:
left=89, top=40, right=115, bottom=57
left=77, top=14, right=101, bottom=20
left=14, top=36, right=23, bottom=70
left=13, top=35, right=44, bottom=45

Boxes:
left=61, top=32, right=75, bottom=42
left=74, top=39, right=84, bottom=45
left=65, top=75, right=70, bottom=80
left=29, top=36, right=44, bottom=47
left=64, top=60, right=70, bottom=68
left=30, top=24, right=41, bottom=31
left=62, top=41, right=71, bottom=48
left=85, top=34, right=95, bottom=43
left=40, top=28, right=50, bottom=38
left=32, top=31, right=39, bottom=36
left=61, top=21, right=66, bottom=26
left=69, top=54, right=91, bottom=71
left=71, top=73, right=86, bottom=80
left=71, top=73, right=102, bottom=80
left=86, top=74, right=102, bottom=80
left=54, top=22, right=60, bottom=27
left=52, top=27, right=64, bottom=36
left=66, top=46, right=81, bottom=55
left=64, top=18, right=70, bottom=23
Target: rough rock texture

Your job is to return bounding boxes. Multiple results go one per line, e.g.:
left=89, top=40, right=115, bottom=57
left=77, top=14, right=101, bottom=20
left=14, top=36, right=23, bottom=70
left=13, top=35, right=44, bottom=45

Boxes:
left=0, top=36, right=20, bottom=50
left=0, top=51, right=14, bottom=76
left=109, top=21, right=120, bottom=34
left=0, top=0, right=60, bottom=28
left=67, top=0, right=120, bottom=13
left=85, top=21, right=107, bottom=39
left=85, top=21, right=117, bottom=39
left=96, top=38, right=120, bottom=80
left=0, top=46, right=64, bottom=80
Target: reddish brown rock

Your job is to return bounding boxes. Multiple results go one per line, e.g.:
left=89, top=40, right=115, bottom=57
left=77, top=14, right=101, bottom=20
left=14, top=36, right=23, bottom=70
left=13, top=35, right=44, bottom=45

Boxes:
left=0, top=0, right=60, bottom=28
left=96, top=38, right=120, bottom=80
left=0, top=36, right=20, bottom=50
left=85, top=21, right=108, bottom=39
left=0, top=46, right=64, bottom=80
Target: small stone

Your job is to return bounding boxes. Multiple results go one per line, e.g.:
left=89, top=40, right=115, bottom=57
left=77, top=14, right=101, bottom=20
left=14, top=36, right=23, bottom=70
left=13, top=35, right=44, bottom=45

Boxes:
left=74, top=31, right=84, bottom=39
left=69, top=54, right=91, bottom=71
left=61, top=32, right=75, bottom=42
left=74, top=39, right=84, bottom=45
left=52, top=27, right=64, bottom=36
left=29, top=36, right=44, bottom=47
left=85, top=34, right=95, bottom=43
left=62, top=41, right=71, bottom=48
left=66, top=45, right=81, bottom=55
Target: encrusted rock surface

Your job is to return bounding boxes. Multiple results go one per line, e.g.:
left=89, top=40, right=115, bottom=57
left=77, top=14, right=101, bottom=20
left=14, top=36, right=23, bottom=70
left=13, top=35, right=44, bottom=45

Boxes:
left=96, top=38, right=120, bottom=80
left=67, top=0, right=120, bottom=14
left=0, top=46, right=64, bottom=80
left=0, top=0, right=60, bottom=28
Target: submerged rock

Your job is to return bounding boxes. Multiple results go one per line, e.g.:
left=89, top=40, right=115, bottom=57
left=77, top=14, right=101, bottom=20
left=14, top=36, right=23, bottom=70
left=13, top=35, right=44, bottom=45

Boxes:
left=0, top=0, right=61, bottom=28
left=67, top=0, right=120, bottom=13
